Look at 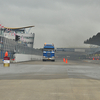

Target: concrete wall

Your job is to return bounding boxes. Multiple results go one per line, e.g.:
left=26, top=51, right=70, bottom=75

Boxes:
left=14, top=54, right=42, bottom=62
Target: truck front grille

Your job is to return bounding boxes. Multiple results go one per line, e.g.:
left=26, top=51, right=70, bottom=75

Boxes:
left=47, top=53, right=51, bottom=57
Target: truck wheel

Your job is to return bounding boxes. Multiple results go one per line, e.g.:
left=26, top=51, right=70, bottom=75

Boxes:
left=43, top=59, right=46, bottom=61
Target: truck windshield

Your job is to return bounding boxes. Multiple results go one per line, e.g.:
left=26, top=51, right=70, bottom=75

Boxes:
left=43, top=48, right=54, bottom=51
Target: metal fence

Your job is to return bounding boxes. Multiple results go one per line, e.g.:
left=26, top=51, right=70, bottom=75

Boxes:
left=0, top=36, right=42, bottom=59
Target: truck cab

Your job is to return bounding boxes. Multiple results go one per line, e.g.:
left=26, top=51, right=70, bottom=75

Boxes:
left=43, top=43, right=55, bottom=61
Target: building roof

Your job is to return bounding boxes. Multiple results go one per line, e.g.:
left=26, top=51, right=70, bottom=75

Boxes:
left=84, top=32, right=100, bottom=46
left=4, top=25, right=35, bottom=30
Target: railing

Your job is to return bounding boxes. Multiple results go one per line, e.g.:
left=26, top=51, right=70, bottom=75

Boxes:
left=0, top=36, right=42, bottom=59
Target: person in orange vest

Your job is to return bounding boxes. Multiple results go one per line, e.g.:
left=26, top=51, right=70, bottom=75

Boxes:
left=5, top=51, right=8, bottom=57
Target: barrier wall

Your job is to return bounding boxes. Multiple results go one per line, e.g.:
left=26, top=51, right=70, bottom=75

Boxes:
left=14, top=54, right=42, bottom=62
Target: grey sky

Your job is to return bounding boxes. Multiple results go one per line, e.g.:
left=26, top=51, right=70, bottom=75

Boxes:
left=0, top=0, right=100, bottom=48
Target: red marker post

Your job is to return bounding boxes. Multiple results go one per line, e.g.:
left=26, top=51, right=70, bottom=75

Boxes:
left=3, top=51, right=10, bottom=67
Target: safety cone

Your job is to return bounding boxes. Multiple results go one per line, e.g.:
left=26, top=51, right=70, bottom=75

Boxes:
left=5, top=51, right=8, bottom=57
left=63, top=58, right=65, bottom=62
left=93, top=58, right=94, bottom=60
left=66, top=59, right=68, bottom=64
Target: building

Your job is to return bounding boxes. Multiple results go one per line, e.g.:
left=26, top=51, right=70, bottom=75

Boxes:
left=0, top=25, right=35, bottom=48
left=0, top=25, right=42, bottom=61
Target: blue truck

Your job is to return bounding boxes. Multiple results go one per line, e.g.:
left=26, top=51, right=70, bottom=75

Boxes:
left=42, top=43, right=55, bottom=61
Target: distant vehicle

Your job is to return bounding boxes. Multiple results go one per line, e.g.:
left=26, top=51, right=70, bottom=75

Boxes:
left=42, top=43, right=55, bottom=61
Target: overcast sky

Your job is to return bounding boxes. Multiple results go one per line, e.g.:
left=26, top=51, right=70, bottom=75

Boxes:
left=0, top=0, right=100, bottom=48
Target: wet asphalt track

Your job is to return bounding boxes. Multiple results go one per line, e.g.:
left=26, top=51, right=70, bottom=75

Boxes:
left=0, top=60, right=100, bottom=80
left=1, top=59, right=100, bottom=100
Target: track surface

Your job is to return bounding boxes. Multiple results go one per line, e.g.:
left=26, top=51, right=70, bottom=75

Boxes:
left=0, top=59, right=100, bottom=100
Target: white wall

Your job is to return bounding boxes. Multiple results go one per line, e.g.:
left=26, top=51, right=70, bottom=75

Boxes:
left=14, top=54, right=42, bottom=62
